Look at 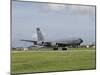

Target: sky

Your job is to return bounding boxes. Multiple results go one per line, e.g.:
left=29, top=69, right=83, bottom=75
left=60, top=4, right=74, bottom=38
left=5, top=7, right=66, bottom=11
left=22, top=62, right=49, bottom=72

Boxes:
left=12, top=1, right=96, bottom=47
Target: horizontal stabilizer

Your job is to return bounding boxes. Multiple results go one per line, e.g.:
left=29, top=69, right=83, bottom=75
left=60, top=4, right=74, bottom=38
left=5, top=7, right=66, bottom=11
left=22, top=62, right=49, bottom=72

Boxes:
left=20, top=40, right=37, bottom=45
left=20, top=40, right=35, bottom=42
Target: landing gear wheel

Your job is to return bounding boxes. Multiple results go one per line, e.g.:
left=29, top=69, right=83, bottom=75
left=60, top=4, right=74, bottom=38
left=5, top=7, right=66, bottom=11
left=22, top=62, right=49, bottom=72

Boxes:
left=62, top=47, right=67, bottom=50
left=53, top=47, right=58, bottom=50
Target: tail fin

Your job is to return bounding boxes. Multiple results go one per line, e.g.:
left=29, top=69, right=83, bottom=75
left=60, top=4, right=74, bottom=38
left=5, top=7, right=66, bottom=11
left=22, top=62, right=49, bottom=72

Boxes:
left=36, top=28, right=44, bottom=41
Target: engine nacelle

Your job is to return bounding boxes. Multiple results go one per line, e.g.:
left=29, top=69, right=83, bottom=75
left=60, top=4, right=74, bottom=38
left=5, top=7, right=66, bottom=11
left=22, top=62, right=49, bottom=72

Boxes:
left=37, top=41, right=44, bottom=46
left=51, top=42, right=57, bottom=47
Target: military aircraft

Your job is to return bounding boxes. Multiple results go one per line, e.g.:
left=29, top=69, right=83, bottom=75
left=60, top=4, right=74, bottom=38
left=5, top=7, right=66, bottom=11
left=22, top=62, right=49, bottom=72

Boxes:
left=21, top=27, right=83, bottom=50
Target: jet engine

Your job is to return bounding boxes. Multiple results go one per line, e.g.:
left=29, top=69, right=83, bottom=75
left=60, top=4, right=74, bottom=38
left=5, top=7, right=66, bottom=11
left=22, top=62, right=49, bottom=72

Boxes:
left=37, top=41, right=44, bottom=46
left=51, top=42, right=58, bottom=47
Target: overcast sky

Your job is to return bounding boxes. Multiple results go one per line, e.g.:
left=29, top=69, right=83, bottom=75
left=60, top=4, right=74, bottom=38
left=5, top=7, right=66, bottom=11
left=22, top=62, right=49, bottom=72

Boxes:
left=12, top=1, right=95, bottom=47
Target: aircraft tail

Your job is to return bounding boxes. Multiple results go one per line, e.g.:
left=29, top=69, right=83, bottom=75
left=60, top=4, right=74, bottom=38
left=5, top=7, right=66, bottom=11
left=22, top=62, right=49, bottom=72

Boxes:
left=36, top=28, right=44, bottom=41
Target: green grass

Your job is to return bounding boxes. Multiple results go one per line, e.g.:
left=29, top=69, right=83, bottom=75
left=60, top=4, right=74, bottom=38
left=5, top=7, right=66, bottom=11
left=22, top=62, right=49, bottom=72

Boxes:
left=11, top=48, right=96, bottom=74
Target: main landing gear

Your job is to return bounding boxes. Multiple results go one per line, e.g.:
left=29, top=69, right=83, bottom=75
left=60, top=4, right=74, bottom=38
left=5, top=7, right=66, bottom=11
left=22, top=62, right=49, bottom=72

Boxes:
left=53, top=47, right=58, bottom=50
left=53, top=47, right=67, bottom=50
left=62, top=47, right=67, bottom=50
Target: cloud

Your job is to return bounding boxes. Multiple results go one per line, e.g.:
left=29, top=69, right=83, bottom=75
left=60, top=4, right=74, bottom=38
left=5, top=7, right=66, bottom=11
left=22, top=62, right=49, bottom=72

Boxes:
left=47, top=3, right=66, bottom=11
left=69, top=5, right=95, bottom=15
left=45, top=3, right=95, bottom=15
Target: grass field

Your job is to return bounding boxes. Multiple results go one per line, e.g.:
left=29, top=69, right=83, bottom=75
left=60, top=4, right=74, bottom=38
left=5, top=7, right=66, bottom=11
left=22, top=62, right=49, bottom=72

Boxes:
left=11, top=48, right=96, bottom=74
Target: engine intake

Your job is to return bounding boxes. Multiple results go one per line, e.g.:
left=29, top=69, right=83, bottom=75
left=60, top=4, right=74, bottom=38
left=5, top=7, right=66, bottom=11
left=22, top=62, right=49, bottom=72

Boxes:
left=37, top=41, right=44, bottom=45
left=51, top=42, right=58, bottom=47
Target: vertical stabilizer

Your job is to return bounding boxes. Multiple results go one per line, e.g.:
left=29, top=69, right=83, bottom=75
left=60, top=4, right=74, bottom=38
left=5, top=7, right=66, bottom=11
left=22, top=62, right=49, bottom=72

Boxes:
left=36, top=28, right=44, bottom=41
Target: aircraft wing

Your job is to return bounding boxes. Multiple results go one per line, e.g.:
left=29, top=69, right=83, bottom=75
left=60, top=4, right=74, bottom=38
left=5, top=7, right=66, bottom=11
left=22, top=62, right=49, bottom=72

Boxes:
left=20, top=40, right=36, bottom=42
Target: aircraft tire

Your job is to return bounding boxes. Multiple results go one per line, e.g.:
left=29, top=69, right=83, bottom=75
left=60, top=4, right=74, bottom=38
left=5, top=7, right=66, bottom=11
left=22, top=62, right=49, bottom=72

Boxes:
left=53, top=47, right=58, bottom=50
left=62, top=47, right=67, bottom=50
